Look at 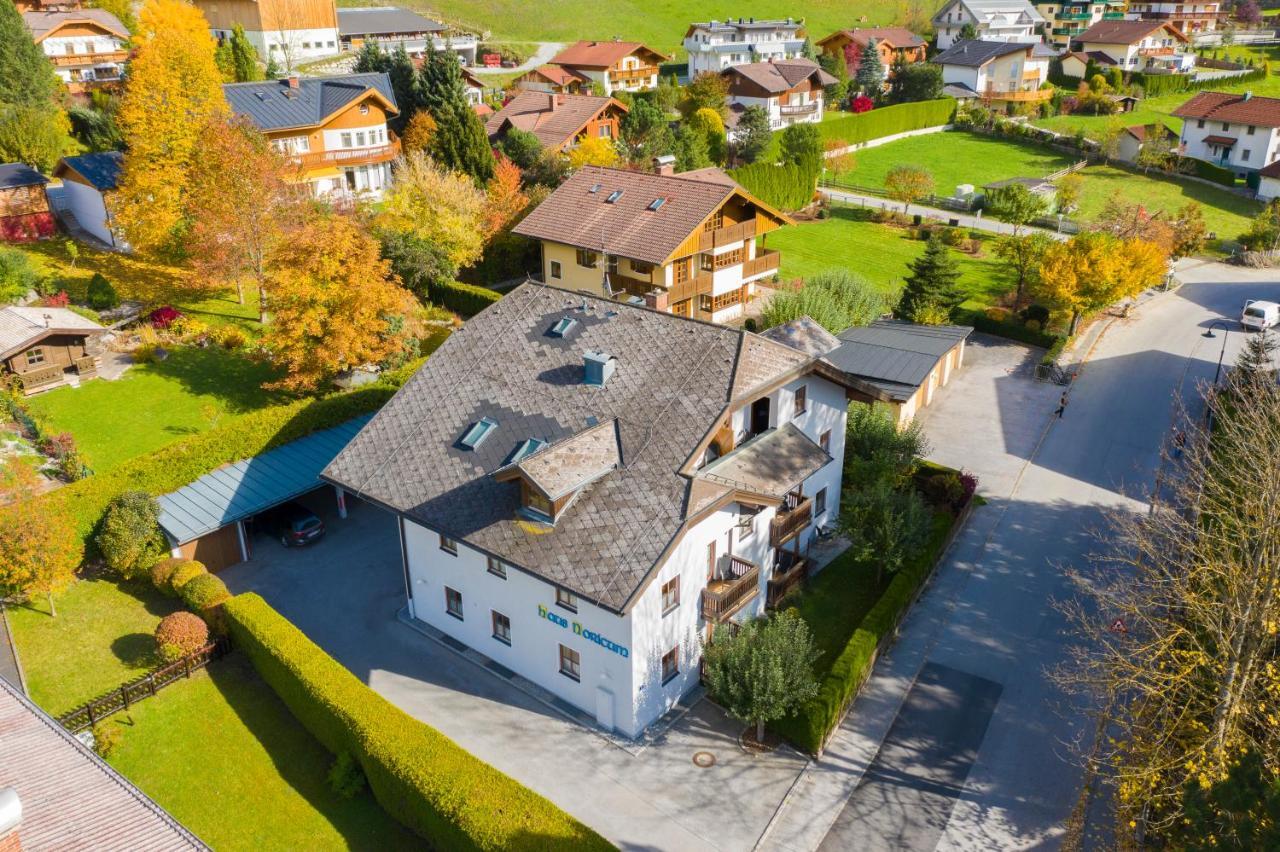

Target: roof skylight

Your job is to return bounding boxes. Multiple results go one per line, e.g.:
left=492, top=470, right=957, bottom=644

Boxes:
left=606, top=189, right=624, bottom=203
left=548, top=316, right=577, bottom=338
left=459, top=416, right=498, bottom=450
left=508, top=438, right=547, bottom=465
left=588, top=183, right=602, bottom=193
left=647, top=197, right=666, bottom=211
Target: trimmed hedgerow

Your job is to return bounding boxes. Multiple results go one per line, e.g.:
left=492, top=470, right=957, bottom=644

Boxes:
left=180, top=572, right=230, bottom=612
left=224, top=594, right=611, bottom=851
left=815, top=98, right=956, bottom=148
left=426, top=280, right=502, bottom=318
left=729, top=161, right=819, bottom=212
left=168, top=560, right=207, bottom=593
left=1191, top=158, right=1236, bottom=188
left=149, top=557, right=188, bottom=595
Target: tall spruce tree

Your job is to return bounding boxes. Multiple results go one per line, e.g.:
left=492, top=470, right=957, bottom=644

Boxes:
left=419, top=44, right=492, bottom=181
left=856, top=39, right=885, bottom=95
left=897, top=235, right=962, bottom=322
left=0, top=0, right=59, bottom=106
left=1235, top=330, right=1277, bottom=383
left=228, top=25, right=261, bottom=82
left=383, top=44, right=420, bottom=131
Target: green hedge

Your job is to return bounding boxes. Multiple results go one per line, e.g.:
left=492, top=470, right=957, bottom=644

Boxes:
left=1191, top=158, right=1236, bottom=187
left=224, top=594, right=611, bottom=850
left=1040, top=335, right=1069, bottom=367
left=728, top=161, right=819, bottom=211
left=428, top=280, right=502, bottom=317
left=816, top=98, right=956, bottom=147
left=957, top=310, right=1063, bottom=349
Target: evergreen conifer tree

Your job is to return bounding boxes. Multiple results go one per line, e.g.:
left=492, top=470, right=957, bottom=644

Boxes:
left=0, top=0, right=59, bottom=106
left=228, top=25, right=261, bottom=82
left=418, top=44, right=492, bottom=181
left=1235, top=329, right=1277, bottom=383
left=897, top=235, right=962, bottom=321
left=856, top=39, right=885, bottom=95
left=386, top=44, right=420, bottom=129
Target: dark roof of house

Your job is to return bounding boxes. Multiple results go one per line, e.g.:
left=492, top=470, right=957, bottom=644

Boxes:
left=932, top=39, right=1031, bottom=67
left=322, top=282, right=824, bottom=612
left=825, top=320, right=971, bottom=400
left=1077, top=19, right=1186, bottom=44
left=1203, top=134, right=1238, bottom=146
left=0, top=676, right=207, bottom=850
left=1174, top=91, right=1280, bottom=128
left=54, top=151, right=122, bottom=191
left=760, top=316, right=841, bottom=357
left=22, top=8, right=127, bottom=40
left=513, top=165, right=786, bottom=265
left=551, top=40, right=668, bottom=68
left=0, top=163, right=47, bottom=190
left=723, top=58, right=837, bottom=93
left=0, top=306, right=105, bottom=362
left=337, top=6, right=446, bottom=36
left=484, top=91, right=625, bottom=150
left=817, top=27, right=926, bottom=50
left=1260, top=159, right=1280, bottom=178
left=223, top=73, right=398, bottom=132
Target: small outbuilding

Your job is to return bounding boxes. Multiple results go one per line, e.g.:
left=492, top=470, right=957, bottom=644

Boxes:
left=0, top=306, right=107, bottom=395
left=157, top=415, right=370, bottom=571
left=52, top=151, right=124, bottom=249
left=0, top=163, right=54, bottom=243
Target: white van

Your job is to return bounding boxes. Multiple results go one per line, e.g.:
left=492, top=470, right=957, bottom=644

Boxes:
left=1242, top=300, right=1280, bottom=331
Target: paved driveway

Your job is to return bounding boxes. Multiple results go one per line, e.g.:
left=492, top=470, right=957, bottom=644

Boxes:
left=221, top=497, right=807, bottom=851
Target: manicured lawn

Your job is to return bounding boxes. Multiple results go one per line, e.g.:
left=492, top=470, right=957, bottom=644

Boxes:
left=765, top=207, right=1017, bottom=310
left=26, top=346, right=284, bottom=473
left=1073, top=164, right=1260, bottom=240
left=106, top=655, right=420, bottom=851
left=830, top=131, right=1077, bottom=196
left=7, top=577, right=181, bottom=716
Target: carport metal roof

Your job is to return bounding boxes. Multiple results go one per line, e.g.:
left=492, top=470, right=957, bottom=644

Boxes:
left=158, top=415, right=372, bottom=545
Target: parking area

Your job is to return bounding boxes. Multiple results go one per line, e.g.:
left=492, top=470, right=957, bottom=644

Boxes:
left=220, top=497, right=809, bottom=851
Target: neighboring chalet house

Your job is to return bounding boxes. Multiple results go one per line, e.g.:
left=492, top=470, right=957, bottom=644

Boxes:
left=1117, top=122, right=1176, bottom=163
left=23, top=7, right=129, bottom=96
left=513, top=164, right=790, bottom=324
left=194, top=0, right=340, bottom=68
left=1071, top=19, right=1193, bottom=74
left=0, top=677, right=207, bottom=850
left=548, top=40, right=668, bottom=95
left=224, top=73, right=399, bottom=199
left=1174, top=91, right=1280, bottom=180
left=484, top=92, right=628, bottom=152
left=764, top=317, right=972, bottom=424
left=336, top=7, right=477, bottom=65
left=722, top=59, right=836, bottom=132
left=1036, top=0, right=1127, bottom=49
left=933, top=40, right=1053, bottom=108
left=321, top=282, right=883, bottom=736
left=0, top=306, right=106, bottom=395
left=515, top=64, right=591, bottom=95
left=816, top=27, right=927, bottom=77
left=1128, top=0, right=1219, bottom=35
left=0, top=163, right=53, bottom=243
left=932, top=0, right=1045, bottom=49
left=52, top=151, right=123, bottom=249
left=683, top=17, right=806, bottom=78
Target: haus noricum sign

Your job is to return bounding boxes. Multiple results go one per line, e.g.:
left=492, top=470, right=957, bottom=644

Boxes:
left=537, top=604, right=630, bottom=658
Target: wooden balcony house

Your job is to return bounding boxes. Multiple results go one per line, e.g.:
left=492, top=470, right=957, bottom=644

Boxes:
left=0, top=307, right=107, bottom=395
left=770, top=490, right=812, bottom=547
left=767, top=548, right=810, bottom=608
left=702, top=555, right=760, bottom=622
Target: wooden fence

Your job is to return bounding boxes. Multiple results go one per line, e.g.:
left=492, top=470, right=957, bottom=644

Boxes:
left=58, top=639, right=230, bottom=734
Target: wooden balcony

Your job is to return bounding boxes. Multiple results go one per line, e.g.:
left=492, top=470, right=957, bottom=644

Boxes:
left=1143, top=10, right=1218, bottom=19
left=1138, top=47, right=1177, bottom=56
left=767, top=551, right=809, bottom=609
left=286, top=134, right=401, bottom=171
left=669, top=272, right=713, bottom=304
left=702, top=556, right=760, bottom=622
left=697, top=218, right=758, bottom=252
left=50, top=50, right=128, bottom=66
left=609, top=65, right=659, bottom=84
left=742, top=249, right=780, bottom=280
left=779, top=101, right=819, bottom=116
left=17, top=363, right=66, bottom=395
left=74, top=355, right=98, bottom=380
left=983, top=87, right=1053, bottom=103
left=611, top=273, right=655, bottom=299
left=770, top=496, right=812, bottom=547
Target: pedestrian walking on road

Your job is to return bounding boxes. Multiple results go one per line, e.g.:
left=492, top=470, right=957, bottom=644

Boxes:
left=1054, top=392, right=1068, bottom=419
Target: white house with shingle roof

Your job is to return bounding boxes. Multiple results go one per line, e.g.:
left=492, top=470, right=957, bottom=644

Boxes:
left=932, top=0, right=1045, bottom=49
left=322, top=283, right=890, bottom=736
left=722, top=58, right=837, bottom=130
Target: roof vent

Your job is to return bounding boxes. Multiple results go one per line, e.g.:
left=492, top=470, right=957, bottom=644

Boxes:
left=459, top=416, right=498, bottom=450
left=254, top=91, right=267, bottom=100
left=606, top=189, right=624, bottom=203
left=548, top=316, right=577, bottom=337
left=1244, top=90, right=1253, bottom=101
left=583, top=351, right=616, bottom=387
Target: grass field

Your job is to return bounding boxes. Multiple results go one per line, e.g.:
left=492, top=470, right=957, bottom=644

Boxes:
left=765, top=207, right=1017, bottom=310
left=26, top=346, right=283, bottom=473
left=106, top=655, right=419, bottom=851
left=1073, top=164, right=1260, bottom=239
left=370, top=0, right=927, bottom=57
left=7, top=577, right=182, bottom=715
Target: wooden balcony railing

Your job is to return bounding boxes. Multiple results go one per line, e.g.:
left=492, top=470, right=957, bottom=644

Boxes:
left=1142, top=10, right=1218, bottom=19
left=780, top=101, right=819, bottom=116
left=669, top=272, right=713, bottom=304
left=770, top=496, right=812, bottom=547
left=18, top=363, right=65, bottom=395
left=74, top=355, right=98, bottom=380
left=702, top=557, right=760, bottom=622
left=51, top=50, right=128, bottom=66
left=286, top=134, right=401, bottom=171
left=983, top=87, right=1053, bottom=102
left=742, top=249, right=780, bottom=280
left=610, top=273, right=655, bottom=299
left=610, top=65, right=659, bottom=84
left=697, top=218, right=758, bottom=252
left=1138, top=47, right=1177, bottom=56
left=767, top=552, right=809, bottom=608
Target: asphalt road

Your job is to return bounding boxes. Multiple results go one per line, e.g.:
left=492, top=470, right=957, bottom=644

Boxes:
left=762, top=259, right=1280, bottom=851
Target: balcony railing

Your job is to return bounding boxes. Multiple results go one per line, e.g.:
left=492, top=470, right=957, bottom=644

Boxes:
left=742, top=249, right=780, bottom=280
left=702, top=557, right=760, bottom=622
left=767, top=551, right=809, bottom=608
left=609, top=66, right=659, bottom=84
left=51, top=50, right=128, bottom=66
left=286, top=134, right=401, bottom=171
left=1138, top=47, right=1177, bottom=56
left=983, top=87, right=1053, bottom=102
left=17, top=363, right=66, bottom=395
left=668, top=272, right=713, bottom=304
left=1141, top=10, right=1218, bottom=19
left=770, top=495, right=812, bottom=547
left=697, top=218, right=758, bottom=251
left=779, top=101, right=819, bottom=116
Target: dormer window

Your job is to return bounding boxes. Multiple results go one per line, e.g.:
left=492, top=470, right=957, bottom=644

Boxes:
left=525, top=489, right=554, bottom=522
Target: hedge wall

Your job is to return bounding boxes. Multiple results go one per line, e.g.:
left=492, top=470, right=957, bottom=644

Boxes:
left=816, top=98, right=956, bottom=147
left=956, top=309, right=1064, bottom=349
left=224, top=594, right=612, bottom=851
left=428, top=280, right=502, bottom=317
left=728, top=161, right=819, bottom=211
left=1192, top=158, right=1236, bottom=187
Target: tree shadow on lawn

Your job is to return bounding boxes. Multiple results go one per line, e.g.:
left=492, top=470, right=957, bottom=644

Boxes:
left=206, top=654, right=421, bottom=851
left=111, top=632, right=160, bottom=669
left=144, top=346, right=285, bottom=415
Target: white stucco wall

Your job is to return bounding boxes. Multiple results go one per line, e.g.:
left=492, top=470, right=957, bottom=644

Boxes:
left=60, top=180, right=115, bottom=247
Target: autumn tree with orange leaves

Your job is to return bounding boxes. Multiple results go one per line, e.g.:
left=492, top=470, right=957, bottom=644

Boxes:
left=260, top=211, right=419, bottom=391
left=112, top=0, right=226, bottom=256
left=1033, top=231, right=1168, bottom=332
left=0, top=461, right=77, bottom=617
left=483, top=155, right=528, bottom=241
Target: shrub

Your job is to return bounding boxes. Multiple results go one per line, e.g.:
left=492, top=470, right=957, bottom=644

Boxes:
left=814, top=98, right=956, bottom=148
left=1041, top=335, right=1069, bottom=367
left=728, top=161, right=819, bottom=211
left=0, top=246, right=42, bottom=302
left=148, top=306, right=183, bottom=329
left=86, top=273, right=119, bottom=310
left=1025, top=319, right=1043, bottom=332
left=918, top=471, right=965, bottom=509
left=224, top=593, right=611, bottom=850
left=984, top=306, right=1011, bottom=322
left=958, top=308, right=1062, bottom=348
left=328, top=751, right=368, bottom=799
left=425, top=280, right=501, bottom=317
left=40, top=290, right=70, bottom=308
left=210, top=324, right=247, bottom=350
left=96, top=491, right=166, bottom=579
left=180, top=572, right=230, bottom=612
left=149, top=557, right=188, bottom=594
left=760, top=270, right=893, bottom=334
left=1020, top=303, right=1051, bottom=325
left=168, top=560, right=207, bottom=593
left=959, top=471, right=978, bottom=505
left=939, top=227, right=965, bottom=247
left=90, top=721, right=123, bottom=758
left=154, top=611, right=209, bottom=661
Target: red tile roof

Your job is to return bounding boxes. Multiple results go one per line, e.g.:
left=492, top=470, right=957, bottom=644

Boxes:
left=1173, top=91, right=1280, bottom=128
left=485, top=91, right=626, bottom=150
left=1202, top=134, right=1238, bottom=146
left=1259, top=159, right=1280, bottom=178
left=551, top=40, right=668, bottom=69
left=817, top=27, right=925, bottom=50
left=1077, top=19, right=1186, bottom=44
left=522, top=64, right=592, bottom=86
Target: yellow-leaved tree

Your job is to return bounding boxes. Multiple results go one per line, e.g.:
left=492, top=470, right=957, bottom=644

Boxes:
left=567, top=134, right=619, bottom=169
left=260, top=211, right=419, bottom=391
left=1034, top=231, right=1168, bottom=332
left=378, top=151, right=486, bottom=269
left=112, top=0, right=226, bottom=255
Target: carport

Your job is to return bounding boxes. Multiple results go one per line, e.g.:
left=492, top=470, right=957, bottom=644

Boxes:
left=157, top=415, right=372, bottom=572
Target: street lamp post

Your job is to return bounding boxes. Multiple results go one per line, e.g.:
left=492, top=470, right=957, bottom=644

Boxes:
left=1203, top=321, right=1230, bottom=385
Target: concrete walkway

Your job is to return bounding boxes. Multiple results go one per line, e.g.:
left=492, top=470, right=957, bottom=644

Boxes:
left=820, top=188, right=1070, bottom=240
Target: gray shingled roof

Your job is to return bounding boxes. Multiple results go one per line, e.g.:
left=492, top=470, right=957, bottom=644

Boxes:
left=224, top=73, right=397, bottom=132
left=55, top=151, right=122, bottom=191
left=0, top=307, right=105, bottom=361
left=932, top=39, right=1031, bottom=67
left=725, top=59, right=837, bottom=94
left=323, top=282, right=824, bottom=612
left=698, top=423, right=830, bottom=499
left=761, top=316, right=840, bottom=358
left=825, top=320, right=971, bottom=400
left=0, top=163, right=46, bottom=190
left=337, top=6, right=445, bottom=36
left=23, top=8, right=127, bottom=40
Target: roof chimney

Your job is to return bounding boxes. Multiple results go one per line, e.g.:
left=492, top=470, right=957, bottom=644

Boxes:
left=547, top=92, right=559, bottom=111
left=286, top=74, right=300, bottom=89
left=583, top=351, right=616, bottom=387
left=0, top=789, right=21, bottom=852
left=653, top=154, right=676, bottom=176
